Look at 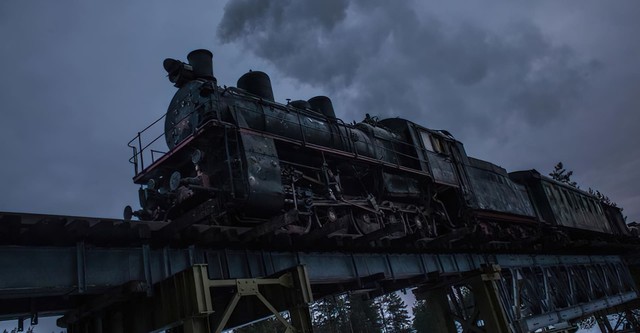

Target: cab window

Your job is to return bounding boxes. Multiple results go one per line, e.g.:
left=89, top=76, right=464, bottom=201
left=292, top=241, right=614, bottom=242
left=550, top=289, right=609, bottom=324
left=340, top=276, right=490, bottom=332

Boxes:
left=420, top=131, right=434, bottom=152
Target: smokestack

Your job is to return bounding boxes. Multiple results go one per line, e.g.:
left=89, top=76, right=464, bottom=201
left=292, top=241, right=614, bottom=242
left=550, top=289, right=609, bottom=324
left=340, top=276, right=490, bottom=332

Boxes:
left=187, top=49, right=214, bottom=80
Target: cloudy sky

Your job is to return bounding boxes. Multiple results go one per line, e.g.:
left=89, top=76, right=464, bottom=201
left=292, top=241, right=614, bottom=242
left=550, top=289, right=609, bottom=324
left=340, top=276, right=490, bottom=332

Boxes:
left=0, top=1, right=639, bottom=331
left=0, top=0, right=638, bottom=223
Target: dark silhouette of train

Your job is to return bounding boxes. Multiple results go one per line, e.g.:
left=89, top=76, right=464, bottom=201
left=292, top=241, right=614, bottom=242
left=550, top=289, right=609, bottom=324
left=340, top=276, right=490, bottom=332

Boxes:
left=125, top=49, right=631, bottom=250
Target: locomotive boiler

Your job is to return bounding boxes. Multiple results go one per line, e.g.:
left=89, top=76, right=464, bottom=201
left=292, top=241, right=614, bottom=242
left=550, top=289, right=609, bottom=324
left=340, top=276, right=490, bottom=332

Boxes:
left=125, top=49, right=630, bottom=250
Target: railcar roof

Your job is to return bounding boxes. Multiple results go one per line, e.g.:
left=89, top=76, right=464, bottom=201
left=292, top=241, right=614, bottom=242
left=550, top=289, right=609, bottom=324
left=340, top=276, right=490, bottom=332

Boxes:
left=512, top=169, right=599, bottom=198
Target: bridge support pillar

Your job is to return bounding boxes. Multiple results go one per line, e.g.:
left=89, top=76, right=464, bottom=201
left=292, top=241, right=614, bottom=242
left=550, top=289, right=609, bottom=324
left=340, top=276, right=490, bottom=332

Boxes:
left=289, top=303, right=314, bottom=333
left=417, top=285, right=458, bottom=333
left=205, top=265, right=313, bottom=333
left=62, top=264, right=313, bottom=333
left=467, top=264, right=511, bottom=333
left=414, top=264, right=511, bottom=333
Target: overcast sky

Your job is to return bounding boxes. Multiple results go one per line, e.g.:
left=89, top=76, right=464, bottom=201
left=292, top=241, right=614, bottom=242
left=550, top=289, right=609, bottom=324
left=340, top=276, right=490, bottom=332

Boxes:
left=0, top=0, right=638, bottom=223
left=1, top=1, right=639, bottom=331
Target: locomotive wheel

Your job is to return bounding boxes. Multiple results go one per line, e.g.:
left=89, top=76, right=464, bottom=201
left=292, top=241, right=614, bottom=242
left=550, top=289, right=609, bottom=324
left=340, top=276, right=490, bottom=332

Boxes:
left=353, top=211, right=381, bottom=235
left=280, top=214, right=312, bottom=235
left=313, top=207, right=338, bottom=228
left=412, top=212, right=435, bottom=238
left=383, top=213, right=407, bottom=239
left=314, top=206, right=358, bottom=236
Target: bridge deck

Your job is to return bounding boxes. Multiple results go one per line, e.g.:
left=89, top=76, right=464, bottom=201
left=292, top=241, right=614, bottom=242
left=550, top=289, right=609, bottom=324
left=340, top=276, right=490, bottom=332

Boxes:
left=0, top=244, right=637, bottom=330
left=1, top=210, right=638, bottom=332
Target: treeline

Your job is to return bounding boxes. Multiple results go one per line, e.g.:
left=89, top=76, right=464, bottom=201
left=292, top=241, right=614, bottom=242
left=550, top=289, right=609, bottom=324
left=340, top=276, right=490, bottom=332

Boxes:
left=235, top=292, right=414, bottom=333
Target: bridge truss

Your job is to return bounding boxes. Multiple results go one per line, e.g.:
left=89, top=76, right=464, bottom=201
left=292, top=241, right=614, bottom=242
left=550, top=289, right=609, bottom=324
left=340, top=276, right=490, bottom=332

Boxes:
left=1, top=211, right=639, bottom=332
left=0, top=245, right=638, bottom=332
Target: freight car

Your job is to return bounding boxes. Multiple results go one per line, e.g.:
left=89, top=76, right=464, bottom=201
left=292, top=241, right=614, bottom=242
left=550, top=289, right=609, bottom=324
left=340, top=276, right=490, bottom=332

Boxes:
left=125, top=49, right=630, bottom=250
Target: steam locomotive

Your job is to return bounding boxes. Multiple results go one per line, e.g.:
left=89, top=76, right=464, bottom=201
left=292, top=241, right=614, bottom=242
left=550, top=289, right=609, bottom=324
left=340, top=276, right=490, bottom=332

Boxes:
left=125, top=49, right=631, bottom=250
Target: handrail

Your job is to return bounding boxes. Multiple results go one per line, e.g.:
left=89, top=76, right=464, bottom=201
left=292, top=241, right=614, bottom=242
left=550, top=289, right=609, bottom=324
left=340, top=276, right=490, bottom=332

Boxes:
left=128, top=112, right=168, bottom=176
left=127, top=108, right=199, bottom=176
left=151, top=149, right=167, bottom=163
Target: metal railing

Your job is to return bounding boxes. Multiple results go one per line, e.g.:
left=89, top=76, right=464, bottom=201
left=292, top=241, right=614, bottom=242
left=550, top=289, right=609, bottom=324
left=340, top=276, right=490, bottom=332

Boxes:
left=128, top=112, right=167, bottom=176
left=127, top=108, right=199, bottom=176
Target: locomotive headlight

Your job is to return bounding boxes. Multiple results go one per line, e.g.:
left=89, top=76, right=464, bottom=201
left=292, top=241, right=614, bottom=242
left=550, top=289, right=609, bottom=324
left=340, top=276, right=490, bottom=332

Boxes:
left=147, top=179, right=157, bottom=190
left=163, top=58, right=194, bottom=87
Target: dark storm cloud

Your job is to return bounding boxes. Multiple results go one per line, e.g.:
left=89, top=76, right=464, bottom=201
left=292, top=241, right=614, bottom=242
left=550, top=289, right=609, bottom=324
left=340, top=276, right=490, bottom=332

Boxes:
left=218, top=0, right=640, bottom=220
left=0, top=0, right=638, bottom=224
left=218, top=0, right=597, bottom=134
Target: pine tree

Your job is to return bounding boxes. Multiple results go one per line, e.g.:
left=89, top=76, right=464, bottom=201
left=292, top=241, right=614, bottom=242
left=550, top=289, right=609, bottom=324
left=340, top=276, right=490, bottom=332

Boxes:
left=349, top=294, right=382, bottom=333
left=588, top=187, right=620, bottom=208
left=549, top=162, right=578, bottom=188
left=576, top=316, right=597, bottom=330
left=379, top=292, right=411, bottom=333
left=412, top=300, right=432, bottom=333
left=312, top=294, right=352, bottom=333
